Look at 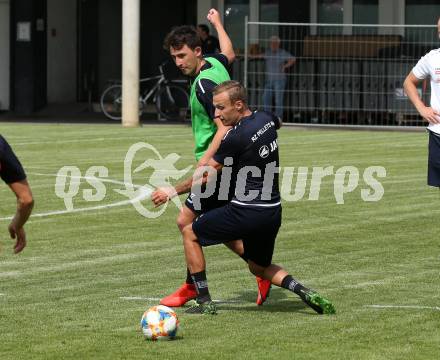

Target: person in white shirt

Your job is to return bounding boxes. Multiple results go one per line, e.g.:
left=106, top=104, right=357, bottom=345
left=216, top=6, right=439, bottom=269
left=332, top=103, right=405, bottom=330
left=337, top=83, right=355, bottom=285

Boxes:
left=403, top=17, right=440, bottom=188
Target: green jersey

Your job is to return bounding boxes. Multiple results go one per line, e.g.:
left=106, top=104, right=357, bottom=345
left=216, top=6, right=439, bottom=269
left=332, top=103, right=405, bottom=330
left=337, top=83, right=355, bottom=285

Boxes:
left=190, top=56, right=230, bottom=161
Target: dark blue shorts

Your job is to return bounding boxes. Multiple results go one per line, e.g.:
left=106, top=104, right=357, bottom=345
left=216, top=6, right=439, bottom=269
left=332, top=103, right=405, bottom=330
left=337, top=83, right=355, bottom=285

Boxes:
left=185, top=176, right=232, bottom=214
left=428, top=131, right=440, bottom=187
left=192, top=203, right=282, bottom=267
left=185, top=190, right=229, bottom=214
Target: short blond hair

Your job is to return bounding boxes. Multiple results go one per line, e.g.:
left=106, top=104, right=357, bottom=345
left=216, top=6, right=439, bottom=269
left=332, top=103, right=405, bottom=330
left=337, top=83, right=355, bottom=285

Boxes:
left=213, top=80, right=248, bottom=104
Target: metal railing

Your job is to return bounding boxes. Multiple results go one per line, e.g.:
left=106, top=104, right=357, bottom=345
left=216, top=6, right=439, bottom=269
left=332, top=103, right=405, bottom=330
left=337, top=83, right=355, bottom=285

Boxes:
left=242, top=21, right=438, bottom=126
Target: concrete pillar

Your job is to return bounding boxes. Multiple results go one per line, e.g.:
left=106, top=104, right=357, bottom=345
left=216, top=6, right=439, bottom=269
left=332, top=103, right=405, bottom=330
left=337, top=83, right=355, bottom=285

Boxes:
left=379, top=0, right=404, bottom=35
left=197, top=0, right=212, bottom=26
left=122, top=0, right=140, bottom=127
left=343, top=0, right=353, bottom=35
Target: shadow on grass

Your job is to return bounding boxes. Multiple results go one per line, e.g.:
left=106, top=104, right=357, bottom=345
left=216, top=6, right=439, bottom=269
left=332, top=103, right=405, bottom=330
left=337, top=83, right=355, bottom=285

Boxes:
left=218, top=302, right=312, bottom=314
left=143, top=335, right=185, bottom=343
left=214, top=288, right=315, bottom=314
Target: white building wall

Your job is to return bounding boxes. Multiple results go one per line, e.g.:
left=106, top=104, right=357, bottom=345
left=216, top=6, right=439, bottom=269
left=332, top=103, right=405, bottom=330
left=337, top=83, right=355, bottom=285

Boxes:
left=198, top=0, right=213, bottom=26
left=47, top=0, right=77, bottom=103
left=379, top=0, right=405, bottom=35
left=0, top=0, right=10, bottom=110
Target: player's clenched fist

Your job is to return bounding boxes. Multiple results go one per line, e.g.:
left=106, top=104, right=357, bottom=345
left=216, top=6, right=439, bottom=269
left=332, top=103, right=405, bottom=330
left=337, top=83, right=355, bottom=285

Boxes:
left=151, top=187, right=177, bottom=207
left=207, top=8, right=221, bottom=27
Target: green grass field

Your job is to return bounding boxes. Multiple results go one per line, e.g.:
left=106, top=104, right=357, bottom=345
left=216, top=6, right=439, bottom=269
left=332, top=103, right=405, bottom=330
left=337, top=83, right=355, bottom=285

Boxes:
left=0, top=123, right=439, bottom=360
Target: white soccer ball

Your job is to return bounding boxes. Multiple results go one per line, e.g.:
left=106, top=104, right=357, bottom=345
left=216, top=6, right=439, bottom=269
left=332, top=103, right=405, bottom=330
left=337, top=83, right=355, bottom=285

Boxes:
left=140, top=305, right=179, bottom=341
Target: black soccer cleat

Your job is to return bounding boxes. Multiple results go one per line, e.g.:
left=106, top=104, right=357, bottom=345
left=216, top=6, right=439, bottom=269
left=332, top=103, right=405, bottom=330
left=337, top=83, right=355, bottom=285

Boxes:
left=185, top=300, right=218, bottom=315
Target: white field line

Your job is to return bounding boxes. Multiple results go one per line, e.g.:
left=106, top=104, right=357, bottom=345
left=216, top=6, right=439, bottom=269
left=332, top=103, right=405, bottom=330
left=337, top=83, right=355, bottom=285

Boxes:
left=10, top=133, right=190, bottom=146
left=119, top=296, right=244, bottom=304
left=365, top=305, right=440, bottom=311
left=0, top=172, right=151, bottom=221
left=29, top=171, right=133, bottom=187
left=0, top=253, right=146, bottom=279
left=11, top=138, right=131, bottom=146
left=0, top=191, right=150, bottom=220
left=0, top=251, right=184, bottom=280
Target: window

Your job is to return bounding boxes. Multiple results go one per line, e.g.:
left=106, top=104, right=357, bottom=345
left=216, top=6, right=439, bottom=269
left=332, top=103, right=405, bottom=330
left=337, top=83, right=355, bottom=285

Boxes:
left=405, top=0, right=440, bottom=44
left=406, top=0, right=440, bottom=26
left=258, top=0, right=280, bottom=46
left=259, top=0, right=278, bottom=23
left=224, top=0, right=250, bottom=53
left=317, top=0, right=343, bottom=35
left=353, top=0, right=378, bottom=34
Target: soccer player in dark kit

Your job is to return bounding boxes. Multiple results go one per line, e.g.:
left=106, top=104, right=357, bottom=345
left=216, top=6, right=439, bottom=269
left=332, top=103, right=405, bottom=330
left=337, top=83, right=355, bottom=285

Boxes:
left=154, top=81, right=336, bottom=315
left=152, top=8, right=271, bottom=307
left=0, top=135, right=34, bottom=254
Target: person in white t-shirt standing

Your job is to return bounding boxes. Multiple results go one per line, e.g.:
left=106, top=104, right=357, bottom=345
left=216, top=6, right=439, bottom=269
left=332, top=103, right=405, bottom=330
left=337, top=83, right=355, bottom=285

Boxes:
left=403, top=17, right=440, bottom=188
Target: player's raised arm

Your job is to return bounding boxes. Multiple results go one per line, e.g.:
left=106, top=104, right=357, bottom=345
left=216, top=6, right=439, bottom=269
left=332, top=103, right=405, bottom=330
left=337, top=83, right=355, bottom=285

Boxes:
left=207, top=8, right=235, bottom=64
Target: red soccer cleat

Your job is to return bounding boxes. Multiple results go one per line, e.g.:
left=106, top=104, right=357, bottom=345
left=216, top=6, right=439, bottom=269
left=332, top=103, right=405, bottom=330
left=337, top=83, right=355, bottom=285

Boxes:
left=256, top=276, right=271, bottom=305
left=160, top=283, right=197, bottom=307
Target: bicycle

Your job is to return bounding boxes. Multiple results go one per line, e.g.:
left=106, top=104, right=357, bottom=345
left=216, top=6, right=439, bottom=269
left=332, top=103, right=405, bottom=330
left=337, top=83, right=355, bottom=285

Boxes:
left=100, top=62, right=189, bottom=121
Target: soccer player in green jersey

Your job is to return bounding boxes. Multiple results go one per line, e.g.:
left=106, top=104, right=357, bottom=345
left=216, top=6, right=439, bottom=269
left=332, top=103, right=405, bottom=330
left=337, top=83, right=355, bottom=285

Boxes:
left=152, top=9, right=271, bottom=307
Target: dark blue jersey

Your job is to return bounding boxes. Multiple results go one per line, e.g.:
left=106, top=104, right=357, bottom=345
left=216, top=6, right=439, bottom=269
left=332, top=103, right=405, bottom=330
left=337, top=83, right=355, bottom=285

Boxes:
left=214, top=110, right=281, bottom=207
left=195, top=53, right=229, bottom=120
left=0, top=135, right=26, bottom=184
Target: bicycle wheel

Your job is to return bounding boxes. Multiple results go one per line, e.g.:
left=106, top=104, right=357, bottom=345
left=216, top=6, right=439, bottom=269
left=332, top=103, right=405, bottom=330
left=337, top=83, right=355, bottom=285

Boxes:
left=101, top=85, right=145, bottom=120
left=100, top=84, right=122, bottom=120
left=156, top=84, right=189, bottom=121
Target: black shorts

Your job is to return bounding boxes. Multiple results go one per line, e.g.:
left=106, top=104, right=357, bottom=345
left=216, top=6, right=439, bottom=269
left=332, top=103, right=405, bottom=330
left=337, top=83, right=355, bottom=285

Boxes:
left=192, top=203, right=282, bottom=267
left=428, top=131, right=440, bottom=187
left=185, top=176, right=232, bottom=214
left=185, top=190, right=229, bottom=214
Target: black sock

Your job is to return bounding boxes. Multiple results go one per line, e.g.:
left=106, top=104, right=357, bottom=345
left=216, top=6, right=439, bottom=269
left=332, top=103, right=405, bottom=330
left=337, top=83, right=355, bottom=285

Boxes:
left=190, top=270, right=211, bottom=303
left=281, top=275, right=307, bottom=297
left=239, top=253, right=248, bottom=262
left=185, top=268, right=193, bottom=285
